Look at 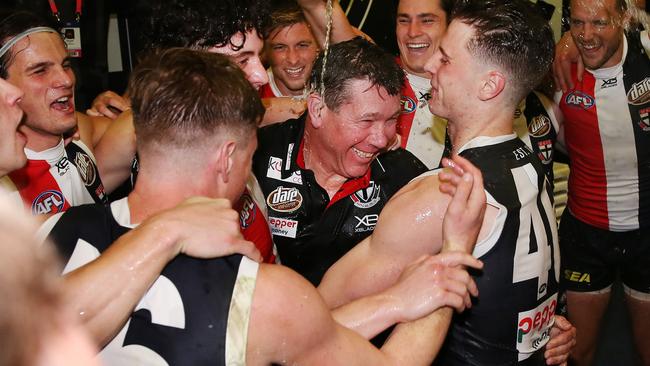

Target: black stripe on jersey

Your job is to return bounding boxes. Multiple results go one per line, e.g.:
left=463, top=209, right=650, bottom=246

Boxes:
left=623, top=32, right=650, bottom=229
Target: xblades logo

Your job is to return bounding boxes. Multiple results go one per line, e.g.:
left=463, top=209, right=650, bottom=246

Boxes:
left=56, top=157, right=70, bottom=175
left=601, top=77, right=617, bottom=88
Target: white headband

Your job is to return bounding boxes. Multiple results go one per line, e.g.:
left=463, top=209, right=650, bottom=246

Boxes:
left=0, top=26, right=59, bottom=59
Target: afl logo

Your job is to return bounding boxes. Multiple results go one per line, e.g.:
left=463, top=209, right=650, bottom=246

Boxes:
left=74, top=152, right=96, bottom=187
left=565, top=91, right=594, bottom=110
left=267, top=186, right=303, bottom=212
left=351, top=181, right=381, bottom=209
left=528, top=115, right=551, bottom=138
left=239, top=194, right=256, bottom=228
left=31, top=190, right=65, bottom=215
left=401, top=96, right=417, bottom=114
left=628, top=77, right=650, bottom=105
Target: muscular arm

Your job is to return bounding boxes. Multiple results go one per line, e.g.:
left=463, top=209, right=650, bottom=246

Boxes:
left=52, top=198, right=260, bottom=347
left=248, top=264, right=456, bottom=365
left=297, top=0, right=357, bottom=47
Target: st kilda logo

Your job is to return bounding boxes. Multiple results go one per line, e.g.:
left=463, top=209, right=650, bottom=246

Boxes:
left=266, top=186, right=303, bottom=212
left=350, top=181, right=381, bottom=209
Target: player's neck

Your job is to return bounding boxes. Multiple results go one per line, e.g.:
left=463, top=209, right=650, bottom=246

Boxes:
left=128, top=170, right=212, bottom=224
left=447, top=109, right=515, bottom=154
left=20, top=124, right=63, bottom=152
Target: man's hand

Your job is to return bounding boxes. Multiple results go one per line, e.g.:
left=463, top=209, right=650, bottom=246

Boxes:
left=438, top=156, right=486, bottom=254
left=384, top=252, right=483, bottom=322
left=145, top=197, right=262, bottom=262
left=552, top=32, right=583, bottom=92
left=544, top=315, right=576, bottom=365
left=86, top=90, right=130, bottom=120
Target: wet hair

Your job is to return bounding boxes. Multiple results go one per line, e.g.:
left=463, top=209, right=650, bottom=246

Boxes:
left=309, top=37, right=405, bottom=112
left=451, top=0, right=554, bottom=102
left=141, top=0, right=270, bottom=51
left=440, top=0, right=455, bottom=21
left=129, top=48, right=264, bottom=150
left=0, top=9, right=57, bottom=79
left=264, top=2, right=309, bottom=39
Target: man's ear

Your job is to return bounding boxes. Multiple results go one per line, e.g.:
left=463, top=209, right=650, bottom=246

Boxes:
left=215, top=140, right=237, bottom=183
left=307, top=93, right=325, bottom=128
left=478, top=70, right=506, bottom=101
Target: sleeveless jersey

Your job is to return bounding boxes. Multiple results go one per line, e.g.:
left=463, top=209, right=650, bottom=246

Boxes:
left=44, top=198, right=258, bottom=366
left=434, top=135, right=560, bottom=365
left=397, top=59, right=448, bottom=169
left=557, top=32, right=650, bottom=231
left=514, top=91, right=561, bottom=183
left=8, top=140, right=107, bottom=215
left=253, top=116, right=427, bottom=284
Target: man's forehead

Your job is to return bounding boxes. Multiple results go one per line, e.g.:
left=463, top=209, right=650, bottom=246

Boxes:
left=9, top=32, right=66, bottom=66
left=397, top=0, right=444, bottom=14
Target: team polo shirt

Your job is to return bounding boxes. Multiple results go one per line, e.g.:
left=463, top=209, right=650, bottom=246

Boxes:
left=253, top=116, right=427, bottom=284
left=8, top=140, right=106, bottom=215
left=557, top=32, right=650, bottom=231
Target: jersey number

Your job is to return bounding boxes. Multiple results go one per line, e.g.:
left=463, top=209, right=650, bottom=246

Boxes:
left=511, top=165, right=558, bottom=299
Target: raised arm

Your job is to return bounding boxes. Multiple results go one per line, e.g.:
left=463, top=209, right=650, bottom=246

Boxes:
left=297, top=0, right=357, bottom=47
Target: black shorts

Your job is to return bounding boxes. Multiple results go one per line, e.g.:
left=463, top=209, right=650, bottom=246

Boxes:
left=559, top=209, right=650, bottom=294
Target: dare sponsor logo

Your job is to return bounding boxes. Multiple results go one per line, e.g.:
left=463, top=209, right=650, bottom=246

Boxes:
left=516, top=295, right=557, bottom=353
left=400, top=95, right=417, bottom=114
left=628, top=77, right=650, bottom=105
left=74, top=151, right=97, bottom=186
left=239, top=194, right=256, bottom=229
left=267, top=186, right=303, bottom=212
left=268, top=216, right=298, bottom=238
left=354, top=214, right=379, bottom=233
left=563, top=270, right=591, bottom=283
left=350, top=181, right=381, bottom=209
left=565, top=91, right=594, bottom=110
left=528, top=115, right=551, bottom=138
left=31, top=190, right=65, bottom=215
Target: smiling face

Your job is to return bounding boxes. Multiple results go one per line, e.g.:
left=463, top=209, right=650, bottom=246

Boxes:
left=266, top=22, right=318, bottom=97
left=424, top=20, right=479, bottom=122
left=570, top=0, right=626, bottom=70
left=209, top=30, right=268, bottom=90
left=0, top=77, right=26, bottom=175
left=314, top=78, right=400, bottom=178
left=6, top=32, right=76, bottom=147
left=395, top=0, right=448, bottom=78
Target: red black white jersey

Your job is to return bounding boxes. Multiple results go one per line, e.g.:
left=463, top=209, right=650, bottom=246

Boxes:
left=557, top=32, right=650, bottom=231
left=235, top=176, right=277, bottom=264
left=431, top=135, right=560, bottom=365
left=252, top=116, right=427, bottom=284
left=397, top=61, right=449, bottom=169
left=514, top=91, right=561, bottom=183
left=258, top=69, right=307, bottom=100
left=8, top=140, right=107, bottom=215
left=43, top=198, right=257, bottom=366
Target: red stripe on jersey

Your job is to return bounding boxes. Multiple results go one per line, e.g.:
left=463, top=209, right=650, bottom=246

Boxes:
left=397, top=78, right=417, bottom=149
left=258, top=83, right=277, bottom=99
left=561, top=69, right=609, bottom=229
left=8, top=159, right=71, bottom=214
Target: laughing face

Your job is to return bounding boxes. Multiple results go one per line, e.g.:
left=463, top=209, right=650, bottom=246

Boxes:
left=569, top=0, right=626, bottom=70
left=395, top=0, right=448, bottom=78
left=6, top=32, right=76, bottom=147
left=315, top=78, right=400, bottom=178
left=209, top=30, right=268, bottom=91
left=266, top=22, right=319, bottom=97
